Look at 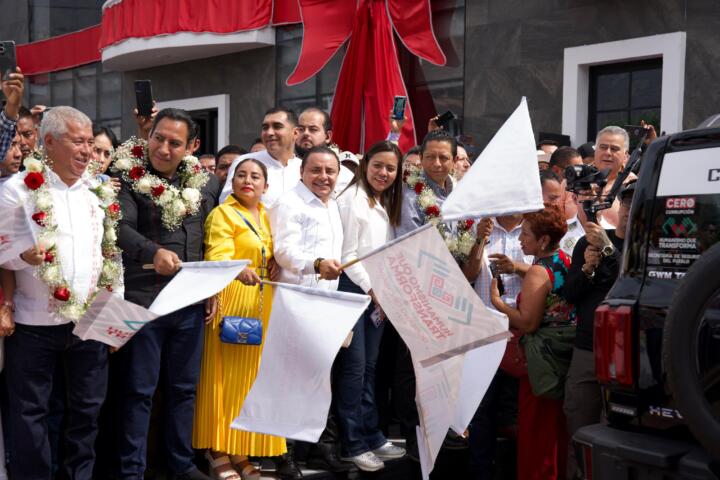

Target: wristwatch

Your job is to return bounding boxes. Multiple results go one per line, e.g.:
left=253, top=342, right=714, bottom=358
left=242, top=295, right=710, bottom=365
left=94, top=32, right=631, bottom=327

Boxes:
left=582, top=265, right=596, bottom=280
left=313, top=257, right=324, bottom=274
left=601, top=244, right=615, bottom=257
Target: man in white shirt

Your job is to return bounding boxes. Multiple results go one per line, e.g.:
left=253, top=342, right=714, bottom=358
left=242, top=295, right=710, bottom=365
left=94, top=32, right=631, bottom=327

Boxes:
left=540, top=169, right=586, bottom=256
left=295, top=107, right=355, bottom=194
left=271, top=146, right=343, bottom=289
left=0, top=107, right=111, bottom=480
left=269, top=146, right=348, bottom=471
left=220, top=108, right=301, bottom=207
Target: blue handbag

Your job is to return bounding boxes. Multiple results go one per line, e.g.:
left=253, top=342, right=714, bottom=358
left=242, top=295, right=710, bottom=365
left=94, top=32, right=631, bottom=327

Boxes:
left=217, top=207, right=267, bottom=346
left=219, top=317, right=262, bottom=345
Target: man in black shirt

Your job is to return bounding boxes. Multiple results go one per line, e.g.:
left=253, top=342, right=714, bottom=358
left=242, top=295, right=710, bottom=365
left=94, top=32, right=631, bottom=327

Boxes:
left=115, top=108, right=219, bottom=480
left=563, top=181, right=635, bottom=476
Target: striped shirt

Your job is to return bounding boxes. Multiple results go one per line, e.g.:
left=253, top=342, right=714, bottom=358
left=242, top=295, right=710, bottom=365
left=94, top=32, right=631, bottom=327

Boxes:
left=0, top=111, right=17, bottom=163
left=474, top=218, right=533, bottom=308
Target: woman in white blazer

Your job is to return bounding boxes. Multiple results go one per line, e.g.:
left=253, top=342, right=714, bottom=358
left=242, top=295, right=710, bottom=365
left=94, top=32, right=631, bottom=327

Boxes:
left=335, top=141, right=406, bottom=472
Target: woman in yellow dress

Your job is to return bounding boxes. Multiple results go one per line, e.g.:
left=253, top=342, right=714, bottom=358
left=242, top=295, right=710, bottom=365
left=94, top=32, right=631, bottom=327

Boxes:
left=193, top=159, right=299, bottom=480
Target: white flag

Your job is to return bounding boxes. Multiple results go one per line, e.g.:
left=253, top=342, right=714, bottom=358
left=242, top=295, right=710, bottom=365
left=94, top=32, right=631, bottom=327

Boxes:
left=148, top=260, right=250, bottom=316
left=231, top=282, right=370, bottom=442
left=73, top=291, right=158, bottom=348
left=441, top=97, right=543, bottom=221
left=362, top=225, right=508, bottom=480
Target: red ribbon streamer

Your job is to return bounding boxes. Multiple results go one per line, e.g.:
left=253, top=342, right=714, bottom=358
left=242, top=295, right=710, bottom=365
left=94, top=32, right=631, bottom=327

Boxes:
left=288, top=0, right=446, bottom=152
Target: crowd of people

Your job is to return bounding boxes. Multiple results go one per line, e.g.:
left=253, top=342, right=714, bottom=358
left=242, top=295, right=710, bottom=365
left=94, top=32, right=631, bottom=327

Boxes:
left=0, top=64, right=653, bottom=480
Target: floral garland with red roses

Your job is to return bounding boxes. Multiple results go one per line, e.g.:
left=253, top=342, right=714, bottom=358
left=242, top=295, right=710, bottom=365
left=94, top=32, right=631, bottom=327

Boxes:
left=111, top=137, right=209, bottom=231
left=22, top=151, right=124, bottom=322
left=405, top=169, right=476, bottom=263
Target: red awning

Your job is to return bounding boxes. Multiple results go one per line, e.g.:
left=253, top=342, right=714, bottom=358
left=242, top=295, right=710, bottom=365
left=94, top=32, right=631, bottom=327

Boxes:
left=17, top=25, right=102, bottom=76
left=15, top=0, right=302, bottom=76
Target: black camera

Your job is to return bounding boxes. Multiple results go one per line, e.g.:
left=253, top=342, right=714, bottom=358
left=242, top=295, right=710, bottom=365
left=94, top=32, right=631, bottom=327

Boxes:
left=565, top=165, right=612, bottom=223
left=564, top=164, right=609, bottom=193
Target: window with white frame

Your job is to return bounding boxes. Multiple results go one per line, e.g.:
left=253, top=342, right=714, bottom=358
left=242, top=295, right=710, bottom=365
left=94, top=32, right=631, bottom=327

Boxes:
left=562, top=32, right=686, bottom=146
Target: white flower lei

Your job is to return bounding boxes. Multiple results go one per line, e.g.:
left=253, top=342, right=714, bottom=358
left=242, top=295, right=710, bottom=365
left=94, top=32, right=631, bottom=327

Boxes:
left=22, top=152, right=124, bottom=322
left=405, top=169, right=476, bottom=263
left=111, top=137, right=209, bottom=231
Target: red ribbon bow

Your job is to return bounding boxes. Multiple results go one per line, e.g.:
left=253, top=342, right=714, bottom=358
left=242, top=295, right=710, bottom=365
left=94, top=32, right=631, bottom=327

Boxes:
left=287, top=0, right=446, bottom=153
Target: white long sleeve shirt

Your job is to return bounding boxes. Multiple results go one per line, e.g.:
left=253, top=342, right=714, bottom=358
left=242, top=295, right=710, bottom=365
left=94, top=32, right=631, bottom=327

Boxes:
left=220, top=150, right=302, bottom=208
left=337, top=184, right=392, bottom=293
left=270, top=182, right=343, bottom=290
left=0, top=170, right=105, bottom=326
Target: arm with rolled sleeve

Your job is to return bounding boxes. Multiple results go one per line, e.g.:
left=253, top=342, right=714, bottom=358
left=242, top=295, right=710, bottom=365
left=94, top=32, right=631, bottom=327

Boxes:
left=338, top=194, right=372, bottom=293
left=270, top=199, right=316, bottom=275
left=117, top=181, right=160, bottom=264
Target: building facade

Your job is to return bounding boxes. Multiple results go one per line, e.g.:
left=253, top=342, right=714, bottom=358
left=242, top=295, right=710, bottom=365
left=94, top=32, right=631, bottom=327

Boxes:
left=1, top=0, right=718, bottom=155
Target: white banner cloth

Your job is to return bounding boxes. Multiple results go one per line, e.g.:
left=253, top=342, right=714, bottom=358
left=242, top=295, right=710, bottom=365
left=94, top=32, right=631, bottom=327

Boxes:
left=231, top=282, right=370, bottom=442
left=441, top=97, right=544, bottom=221
left=362, top=225, right=508, bottom=479
left=73, top=291, right=158, bottom=348
left=148, top=260, right=250, bottom=316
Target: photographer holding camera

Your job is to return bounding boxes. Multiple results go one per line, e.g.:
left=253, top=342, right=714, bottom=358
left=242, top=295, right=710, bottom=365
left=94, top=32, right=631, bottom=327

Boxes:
left=562, top=180, right=636, bottom=478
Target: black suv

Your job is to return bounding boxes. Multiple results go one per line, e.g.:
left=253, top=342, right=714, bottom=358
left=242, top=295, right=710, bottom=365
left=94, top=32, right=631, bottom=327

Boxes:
left=574, top=126, right=720, bottom=479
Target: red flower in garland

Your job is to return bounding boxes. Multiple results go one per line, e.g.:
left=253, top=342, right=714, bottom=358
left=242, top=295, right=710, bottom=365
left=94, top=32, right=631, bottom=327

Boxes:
left=31, top=212, right=47, bottom=226
left=24, top=172, right=45, bottom=190
left=44, top=251, right=55, bottom=263
left=414, top=182, right=425, bottom=195
left=464, top=219, right=475, bottom=230
left=151, top=184, right=165, bottom=197
left=131, top=145, right=145, bottom=159
left=425, top=205, right=441, bottom=217
left=108, top=202, right=121, bottom=216
left=53, top=287, right=71, bottom=302
left=129, top=166, right=146, bottom=181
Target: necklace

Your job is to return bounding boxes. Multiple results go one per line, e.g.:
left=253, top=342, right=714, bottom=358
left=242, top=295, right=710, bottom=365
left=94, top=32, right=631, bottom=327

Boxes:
left=111, top=137, right=209, bottom=231
left=22, top=152, right=124, bottom=322
left=405, top=169, right=476, bottom=263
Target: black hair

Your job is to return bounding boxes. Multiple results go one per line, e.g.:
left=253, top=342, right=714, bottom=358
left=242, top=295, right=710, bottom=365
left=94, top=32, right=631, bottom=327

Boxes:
left=420, top=130, right=457, bottom=158
left=537, top=139, right=559, bottom=148
left=344, top=141, right=404, bottom=227
left=216, top=144, right=247, bottom=162
left=18, top=106, right=33, bottom=119
left=549, top=146, right=581, bottom=169
left=300, top=107, right=332, bottom=132
left=301, top=145, right=339, bottom=169
left=234, top=158, right=268, bottom=183
left=539, top=169, right=561, bottom=186
left=404, top=145, right=421, bottom=159
left=151, top=108, right=198, bottom=145
left=264, top=107, right=298, bottom=126
left=92, top=124, right=119, bottom=149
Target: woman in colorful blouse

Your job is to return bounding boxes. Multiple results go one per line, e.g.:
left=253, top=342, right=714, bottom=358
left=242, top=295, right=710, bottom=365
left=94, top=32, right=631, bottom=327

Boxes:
left=490, top=204, right=575, bottom=480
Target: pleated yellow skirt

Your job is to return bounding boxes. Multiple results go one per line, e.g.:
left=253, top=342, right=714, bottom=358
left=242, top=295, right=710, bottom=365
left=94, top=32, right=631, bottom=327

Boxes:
left=192, top=280, right=287, bottom=456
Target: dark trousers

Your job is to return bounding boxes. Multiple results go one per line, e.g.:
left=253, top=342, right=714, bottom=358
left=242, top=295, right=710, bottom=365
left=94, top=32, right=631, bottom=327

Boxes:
left=334, top=275, right=387, bottom=457
left=115, top=305, right=204, bottom=479
left=5, top=323, right=108, bottom=480
left=468, top=370, right=518, bottom=480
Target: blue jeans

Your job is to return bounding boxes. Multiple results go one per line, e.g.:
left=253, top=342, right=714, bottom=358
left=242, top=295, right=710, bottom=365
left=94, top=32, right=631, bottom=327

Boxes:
left=115, top=305, right=204, bottom=479
left=5, top=323, right=108, bottom=480
left=335, top=275, right=387, bottom=457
